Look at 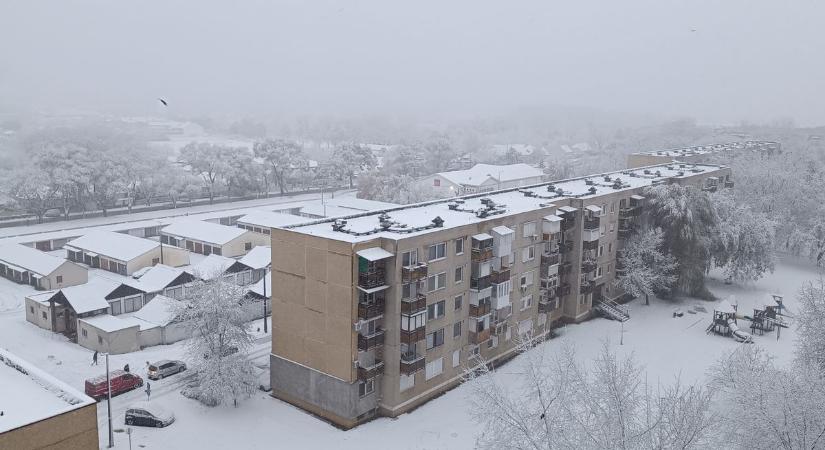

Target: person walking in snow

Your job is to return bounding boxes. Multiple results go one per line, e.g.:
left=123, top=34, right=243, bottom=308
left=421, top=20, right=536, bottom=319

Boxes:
left=145, top=382, right=151, bottom=400
left=91, top=350, right=98, bottom=366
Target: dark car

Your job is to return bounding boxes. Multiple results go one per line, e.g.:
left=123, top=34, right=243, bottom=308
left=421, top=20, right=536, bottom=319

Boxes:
left=125, top=402, right=175, bottom=428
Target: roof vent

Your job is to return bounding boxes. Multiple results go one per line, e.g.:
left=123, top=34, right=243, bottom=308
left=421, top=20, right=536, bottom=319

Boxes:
left=332, top=219, right=347, bottom=232
left=432, top=216, right=444, bottom=227
left=585, top=179, right=594, bottom=186
left=588, top=186, right=597, bottom=194
left=603, top=175, right=611, bottom=182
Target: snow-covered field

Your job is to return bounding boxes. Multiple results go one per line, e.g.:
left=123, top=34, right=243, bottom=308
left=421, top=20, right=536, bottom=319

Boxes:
left=0, top=256, right=820, bottom=449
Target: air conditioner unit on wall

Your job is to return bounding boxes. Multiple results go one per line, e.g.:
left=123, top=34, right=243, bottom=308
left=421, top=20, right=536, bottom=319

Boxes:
left=354, top=321, right=363, bottom=332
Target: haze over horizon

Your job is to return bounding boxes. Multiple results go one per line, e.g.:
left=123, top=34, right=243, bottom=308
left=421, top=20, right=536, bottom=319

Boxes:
left=2, top=0, right=823, bottom=126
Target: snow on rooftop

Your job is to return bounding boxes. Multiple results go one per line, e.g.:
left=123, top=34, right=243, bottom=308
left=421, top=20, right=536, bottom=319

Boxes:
left=491, top=226, right=514, bottom=236
left=356, top=247, right=394, bottom=261
left=633, top=141, right=779, bottom=158
left=35, top=277, right=123, bottom=314
left=326, top=197, right=400, bottom=211
left=237, top=210, right=307, bottom=229
left=0, top=348, right=93, bottom=433
left=67, top=231, right=158, bottom=262
left=438, top=163, right=544, bottom=186
left=162, top=220, right=247, bottom=246
left=190, top=254, right=235, bottom=279
left=248, top=272, right=270, bottom=297
left=132, top=295, right=180, bottom=327
left=79, top=314, right=141, bottom=333
left=283, top=163, right=727, bottom=243
left=132, top=264, right=189, bottom=292
left=300, top=204, right=363, bottom=218
left=238, top=246, right=271, bottom=270
left=0, top=243, right=69, bottom=276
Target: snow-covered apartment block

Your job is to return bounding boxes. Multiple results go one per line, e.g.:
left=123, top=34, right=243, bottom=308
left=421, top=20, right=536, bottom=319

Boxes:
left=267, top=162, right=732, bottom=428
left=627, top=140, right=780, bottom=168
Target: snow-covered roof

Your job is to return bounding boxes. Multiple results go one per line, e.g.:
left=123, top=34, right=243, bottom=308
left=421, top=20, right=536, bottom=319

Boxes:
left=132, top=264, right=190, bottom=292
left=327, top=197, right=399, bottom=211
left=237, top=210, right=307, bottom=229
left=300, top=204, right=363, bottom=218
left=716, top=300, right=736, bottom=314
left=161, top=221, right=247, bottom=246
left=632, top=141, right=779, bottom=158
left=190, top=254, right=235, bottom=279
left=544, top=215, right=563, bottom=222
left=132, top=295, right=180, bottom=327
left=630, top=194, right=646, bottom=200
left=491, top=226, right=514, bottom=236
left=79, top=314, right=141, bottom=333
left=280, top=163, right=729, bottom=243
left=437, top=163, right=544, bottom=187
left=238, top=246, right=271, bottom=270
left=356, top=247, right=394, bottom=261
left=37, top=277, right=123, bottom=314
left=472, top=233, right=494, bottom=241
left=248, top=272, right=271, bottom=297
left=67, top=231, right=159, bottom=262
left=0, top=243, right=70, bottom=276
left=0, top=349, right=94, bottom=433
left=585, top=205, right=602, bottom=213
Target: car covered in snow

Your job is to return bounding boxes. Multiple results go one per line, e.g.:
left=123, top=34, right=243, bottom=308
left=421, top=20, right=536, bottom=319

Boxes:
left=125, top=401, right=175, bottom=428
left=147, top=360, right=186, bottom=380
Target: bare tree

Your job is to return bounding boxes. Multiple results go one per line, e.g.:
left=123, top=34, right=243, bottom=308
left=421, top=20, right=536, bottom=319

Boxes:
left=253, top=139, right=305, bottom=194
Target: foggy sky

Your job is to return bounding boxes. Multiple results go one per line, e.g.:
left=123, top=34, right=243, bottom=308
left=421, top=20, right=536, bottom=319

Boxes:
left=1, top=0, right=824, bottom=125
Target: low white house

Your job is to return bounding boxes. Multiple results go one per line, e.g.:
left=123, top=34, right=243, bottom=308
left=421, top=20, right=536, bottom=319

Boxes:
left=160, top=220, right=269, bottom=257
left=415, top=163, right=545, bottom=197
left=191, top=250, right=268, bottom=285
left=65, top=231, right=189, bottom=276
left=0, top=243, right=87, bottom=290
left=131, top=264, right=196, bottom=300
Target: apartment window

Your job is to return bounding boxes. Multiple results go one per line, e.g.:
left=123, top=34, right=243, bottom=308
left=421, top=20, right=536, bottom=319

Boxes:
left=454, top=294, right=463, bottom=311
left=454, top=238, right=464, bottom=255
left=400, top=374, right=415, bottom=392
left=29, top=306, right=34, bottom=314
left=469, top=345, right=480, bottom=358
left=427, top=300, right=446, bottom=320
left=598, top=245, right=604, bottom=257
left=402, top=250, right=418, bottom=266
left=452, top=350, right=460, bottom=368
left=453, top=321, right=462, bottom=339
left=608, top=242, right=613, bottom=253
left=579, top=294, right=587, bottom=305
left=454, top=266, right=464, bottom=284
left=602, top=204, right=607, bottom=215
left=597, top=266, right=603, bottom=278
left=425, top=357, right=444, bottom=380
left=358, top=378, right=375, bottom=397
left=401, top=312, right=426, bottom=331
left=110, top=301, right=122, bottom=316
left=402, top=283, right=412, bottom=299
left=244, top=242, right=252, bottom=251
left=428, top=243, right=447, bottom=261
left=520, top=271, right=534, bottom=288
left=426, top=328, right=445, bottom=350
left=608, top=264, right=612, bottom=273
left=427, top=272, right=447, bottom=292
left=520, top=295, right=533, bottom=311
left=522, top=245, right=535, bottom=263
left=610, top=202, right=615, bottom=213
left=42, top=311, right=47, bottom=320
left=610, top=223, right=615, bottom=233
left=487, top=335, right=498, bottom=349
left=522, top=221, right=537, bottom=237
left=56, top=275, right=63, bottom=284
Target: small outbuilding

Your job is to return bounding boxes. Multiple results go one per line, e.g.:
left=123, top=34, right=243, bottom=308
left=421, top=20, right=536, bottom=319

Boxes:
left=160, top=220, right=269, bottom=257
left=65, top=231, right=189, bottom=276
left=0, top=243, right=88, bottom=290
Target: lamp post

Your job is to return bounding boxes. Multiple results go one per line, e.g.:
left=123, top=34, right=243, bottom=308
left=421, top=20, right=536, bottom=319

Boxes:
left=262, top=269, right=268, bottom=334
left=105, top=353, right=113, bottom=448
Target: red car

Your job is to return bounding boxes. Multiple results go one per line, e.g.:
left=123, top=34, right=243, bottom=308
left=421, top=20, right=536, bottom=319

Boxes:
left=85, top=370, right=144, bottom=401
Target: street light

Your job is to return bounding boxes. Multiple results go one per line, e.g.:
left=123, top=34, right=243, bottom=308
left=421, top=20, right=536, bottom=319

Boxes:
left=105, top=353, right=114, bottom=448
left=262, top=269, right=268, bottom=334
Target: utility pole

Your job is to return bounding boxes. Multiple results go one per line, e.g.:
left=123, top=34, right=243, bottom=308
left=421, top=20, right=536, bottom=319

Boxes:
left=106, top=353, right=113, bottom=448
left=263, top=270, right=268, bottom=334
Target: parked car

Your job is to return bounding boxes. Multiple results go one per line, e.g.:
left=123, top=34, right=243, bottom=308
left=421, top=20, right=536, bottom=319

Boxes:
left=125, top=402, right=175, bottom=428
left=85, top=370, right=143, bottom=401
left=148, top=360, right=186, bottom=380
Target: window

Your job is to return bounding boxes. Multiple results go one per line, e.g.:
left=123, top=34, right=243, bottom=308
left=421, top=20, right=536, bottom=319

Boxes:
left=402, top=250, right=418, bottom=266
left=520, top=295, right=533, bottom=311
left=428, top=243, right=446, bottom=261
left=522, top=221, right=536, bottom=237
left=425, top=357, right=444, bottom=380
left=56, top=275, right=63, bottom=284
left=433, top=179, right=441, bottom=187
left=597, top=266, right=603, bottom=278
left=401, top=312, right=426, bottom=331
left=427, top=272, right=447, bottom=292
left=520, top=271, right=534, bottom=287
left=42, top=311, right=47, bottom=319
left=453, top=321, right=462, bottom=338
left=609, top=223, right=615, bottom=233
left=454, top=266, right=464, bottom=284
left=522, top=246, right=535, bottom=263
left=110, top=301, right=122, bottom=316
left=454, top=238, right=464, bottom=255
left=454, top=295, right=463, bottom=311
left=400, top=374, right=415, bottom=392
left=427, top=300, right=446, bottom=320
left=97, top=335, right=103, bottom=345
left=600, top=225, right=606, bottom=236
left=244, top=242, right=252, bottom=251
left=488, top=335, right=498, bottom=349
left=611, top=202, right=615, bottom=213
left=402, top=283, right=412, bottom=299
left=29, top=306, right=34, bottom=314
left=469, top=345, right=480, bottom=358
left=579, top=294, right=587, bottom=305
left=426, top=328, right=445, bottom=349
left=82, top=328, right=87, bottom=338
left=598, top=245, right=604, bottom=257
left=452, top=350, right=460, bottom=368
left=608, top=242, right=613, bottom=253
left=608, top=264, right=612, bottom=274
left=358, top=378, right=375, bottom=397
left=602, top=204, right=607, bottom=215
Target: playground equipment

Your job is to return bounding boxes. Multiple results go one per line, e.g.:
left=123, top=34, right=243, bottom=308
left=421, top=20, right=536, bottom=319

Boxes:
left=706, top=300, right=753, bottom=343
left=743, top=294, right=790, bottom=340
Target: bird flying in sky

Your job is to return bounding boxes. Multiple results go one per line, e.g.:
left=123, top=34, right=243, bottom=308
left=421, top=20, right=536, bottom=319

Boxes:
left=158, top=98, right=168, bottom=106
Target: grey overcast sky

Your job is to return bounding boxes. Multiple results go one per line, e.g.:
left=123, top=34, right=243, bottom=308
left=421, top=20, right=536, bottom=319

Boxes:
left=1, top=0, right=823, bottom=125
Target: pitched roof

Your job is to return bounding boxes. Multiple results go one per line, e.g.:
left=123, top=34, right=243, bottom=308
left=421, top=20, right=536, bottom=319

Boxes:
left=34, top=277, right=122, bottom=314
left=237, top=211, right=306, bottom=229
left=79, top=314, right=141, bottom=333
left=0, top=243, right=70, bottom=276
left=66, top=231, right=158, bottom=262
left=132, top=264, right=190, bottom=292
left=437, top=164, right=544, bottom=187
left=132, top=295, right=180, bottom=327
left=191, top=254, right=235, bottom=279
left=248, top=272, right=271, bottom=297
left=161, top=221, right=247, bottom=246
left=238, top=246, right=270, bottom=270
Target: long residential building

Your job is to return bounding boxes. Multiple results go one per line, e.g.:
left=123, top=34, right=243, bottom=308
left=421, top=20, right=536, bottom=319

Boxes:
left=267, top=162, right=732, bottom=428
left=626, top=140, right=781, bottom=168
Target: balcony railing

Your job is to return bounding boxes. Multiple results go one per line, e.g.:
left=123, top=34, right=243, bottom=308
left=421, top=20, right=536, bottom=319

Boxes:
left=580, top=281, right=595, bottom=295
left=357, top=298, right=386, bottom=321
left=400, top=327, right=426, bottom=344
left=582, top=239, right=599, bottom=251
left=724, top=180, right=734, bottom=188
left=538, top=298, right=556, bottom=314
left=619, top=206, right=641, bottom=218
left=618, top=227, right=633, bottom=240
left=401, top=262, right=428, bottom=283
left=541, top=252, right=560, bottom=267
left=469, top=328, right=492, bottom=344
left=471, top=247, right=494, bottom=262
left=399, top=353, right=425, bottom=375
left=561, top=218, right=576, bottom=231
left=557, top=283, right=571, bottom=297
left=357, top=329, right=385, bottom=351
left=401, top=294, right=427, bottom=315
left=471, top=275, right=492, bottom=290
left=470, top=302, right=492, bottom=317
left=490, top=269, right=510, bottom=284
left=357, top=360, right=384, bottom=380
left=558, top=240, right=574, bottom=254
left=583, top=217, right=600, bottom=231
left=581, top=259, right=597, bottom=273
left=358, top=269, right=386, bottom=289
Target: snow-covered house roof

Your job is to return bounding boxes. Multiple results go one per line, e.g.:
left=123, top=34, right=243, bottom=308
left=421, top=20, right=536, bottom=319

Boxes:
left=161, top=221, right=247, bottom=246
left=437, top=164, right=544, bottom=187
left=0, top=243, right=72, bottom=276
left=66, top=231, right=158, bottom=263
left=0, top=348, right=94, bottom=433
left=131, top=264, right=192, bottom=293
left=53, top=277, right=122, bottom=314
left=236, top=211, right=306, bottom=229
left=132, top=295, right=180, bottom=327
left=238, top=246, right=270, bottom=270
left=190, top=254, right=236, bottom=279
left=300, top=204, right=363, bottom=218
left=247, top=272, right=271, bottom=298
left=356, top=247, right=394, bottom=261
left=79, top=314, right=141, bottom=333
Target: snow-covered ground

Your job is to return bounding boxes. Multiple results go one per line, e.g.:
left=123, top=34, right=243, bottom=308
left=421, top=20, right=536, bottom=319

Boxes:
left=0, top=256, right=820, bottom=449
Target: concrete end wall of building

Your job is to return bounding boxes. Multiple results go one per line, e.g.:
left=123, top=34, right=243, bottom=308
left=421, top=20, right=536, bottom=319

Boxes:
left=42, top=261, right=88, bottom=291
left=0, top=402, right=99, bottom=450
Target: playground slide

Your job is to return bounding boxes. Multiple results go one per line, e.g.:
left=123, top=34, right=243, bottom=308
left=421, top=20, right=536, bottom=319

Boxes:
left=727, top=318, right=754, bottom=343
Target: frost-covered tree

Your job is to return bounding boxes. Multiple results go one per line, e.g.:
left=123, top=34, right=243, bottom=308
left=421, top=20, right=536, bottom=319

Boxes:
left=7, top=167, right=57, bottom=223
left=179, top=142, right=230, bottom=203
left=468, top=340, right=716, bottom=450
left=645, top=184, right=719, bottom=299
left=253, top=138, right=304, bottom=194
left=614, top=228, right=677, bottom=305
left=174, top=278, right=257, bottom=407
left=795, top=278, right=825, bottom=371
left=357, top=171, right=437, bottom=204
left=711, top=191, right=777, bottom=282
left=424, top=136, right=456, bottom=173
left=709, top=345, right=825, bottom=450
left=331, top=143, right=376, bottom=188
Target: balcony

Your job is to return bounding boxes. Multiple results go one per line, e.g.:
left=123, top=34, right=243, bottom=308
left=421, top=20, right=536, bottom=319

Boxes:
left=561, top=218, right=576, bottom=231
left=582, top=239, right=599, bottom=251
left=538, top=298, right=556, bottom=314
left=581, top=259, right=597, bottom=273
left=618, top=227, right=633, bottom=240
left=358, top=269, right=386, bottom=289
left=399, top=353, right=425, bottom=375
left=401, top=262, right=428, bottom=283
left=490, top=268, right=510, bottom=284
left=401, top=294, right=427, bottom=315
left=583, top=217, right=600, bottom=231
left=582, top=228, right=600, bottom=243
left=469, top=328, right=492, bottom=344
left=357, top=298, right=386, bottom=321
left=561, top=261, right=572, bottom=274
left=357, top=329, right=385, bottom=351
left=470, top=302, right=492, bottom=317
left=541, top=251, right=560, bottom=267
left=400, top=327, right=426, bottom=344
left=580, top=281, right=594, bottom=295
left=357, top=360, right=384, bottom=380
left=557, top=282, right=571, bottom=297
left=471, top=275, right=492, bottom=290
left=702, top=185, right=718, bottom=193
left=724, top=180, right=734, bottom=188
left=619, top=206, right=641, bottom=218
left=471, top=247, right=494, bottom=262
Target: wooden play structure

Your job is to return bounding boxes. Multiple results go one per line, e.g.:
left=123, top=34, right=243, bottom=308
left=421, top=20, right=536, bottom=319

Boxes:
left=744, top=294, right=790, bottom=340
left=706, top=300, right=753, bottom=343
